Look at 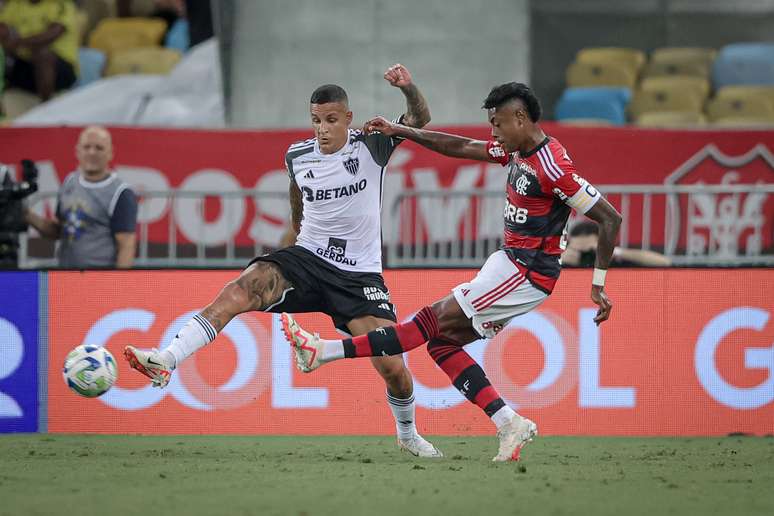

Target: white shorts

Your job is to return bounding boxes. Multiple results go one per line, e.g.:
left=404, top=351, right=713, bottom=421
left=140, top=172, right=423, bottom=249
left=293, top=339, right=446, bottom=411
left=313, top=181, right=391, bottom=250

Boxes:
left=452, top=250, right=548, bottom=338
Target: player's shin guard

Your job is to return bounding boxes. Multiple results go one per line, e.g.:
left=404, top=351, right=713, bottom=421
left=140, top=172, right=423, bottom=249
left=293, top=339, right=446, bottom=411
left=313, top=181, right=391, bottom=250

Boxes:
left=161, top=313, right=218, bottom=367
left=341, top=306, right=439, bottom=358
left=427, top=337, right=506, bottom=417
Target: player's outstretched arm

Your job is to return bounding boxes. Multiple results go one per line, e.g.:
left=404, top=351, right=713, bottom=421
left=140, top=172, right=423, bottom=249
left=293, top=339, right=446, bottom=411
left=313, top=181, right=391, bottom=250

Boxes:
left=284, top=181, right=304, bottom=245
left=364, top=116, right=492, bottom=161
left=384, top=63, right=431, bottom=128
left=583, top=197, right=622, bottom=325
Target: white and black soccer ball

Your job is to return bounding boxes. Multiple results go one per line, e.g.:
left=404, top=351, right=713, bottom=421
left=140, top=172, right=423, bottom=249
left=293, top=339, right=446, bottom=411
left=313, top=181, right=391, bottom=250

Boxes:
left=62, top=345, right=118, bottom=398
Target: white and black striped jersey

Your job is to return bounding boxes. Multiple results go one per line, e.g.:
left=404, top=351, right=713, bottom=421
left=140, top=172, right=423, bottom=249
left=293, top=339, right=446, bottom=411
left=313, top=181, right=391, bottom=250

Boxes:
left=285, top=125, right=402, bottom=273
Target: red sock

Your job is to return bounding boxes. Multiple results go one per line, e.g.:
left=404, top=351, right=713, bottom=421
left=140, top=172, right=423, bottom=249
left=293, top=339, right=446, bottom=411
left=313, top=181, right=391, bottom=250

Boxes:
left=427, top=336, right=505, bottom=417
left=342, top=306, right=439, bottom=358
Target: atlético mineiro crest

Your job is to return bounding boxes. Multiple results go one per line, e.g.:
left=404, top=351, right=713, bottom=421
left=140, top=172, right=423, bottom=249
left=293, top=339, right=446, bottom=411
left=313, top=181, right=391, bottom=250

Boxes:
left=343, top=157, right=359, bottom=175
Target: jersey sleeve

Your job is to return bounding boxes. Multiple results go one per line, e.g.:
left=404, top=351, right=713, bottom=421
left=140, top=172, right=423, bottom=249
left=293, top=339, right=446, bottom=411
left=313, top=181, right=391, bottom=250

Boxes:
left=485, top=140, right=511, bottom=166
left=363, top=115, right=405, bottom=167
left=545, top=152, right=601, bottom=215
left=285, top=152, right=297, bottom=185
left=110, top=188, right=138, bottom=233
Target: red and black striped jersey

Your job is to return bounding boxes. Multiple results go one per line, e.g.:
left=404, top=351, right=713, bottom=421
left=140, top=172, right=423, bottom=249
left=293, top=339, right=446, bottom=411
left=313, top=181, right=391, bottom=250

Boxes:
left=486, top=136, right=601, bottom=293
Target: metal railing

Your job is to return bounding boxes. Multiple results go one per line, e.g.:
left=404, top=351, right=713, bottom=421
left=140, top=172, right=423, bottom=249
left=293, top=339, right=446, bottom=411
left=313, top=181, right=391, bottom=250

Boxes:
left=18, top=184, right=774, bottom=268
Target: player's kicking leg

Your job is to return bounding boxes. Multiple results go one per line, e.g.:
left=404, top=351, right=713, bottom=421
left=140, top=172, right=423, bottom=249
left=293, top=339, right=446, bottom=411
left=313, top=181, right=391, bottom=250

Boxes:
left=125, top=261, right=291, bottom=387
left=283, top=250, right=544, bottom=461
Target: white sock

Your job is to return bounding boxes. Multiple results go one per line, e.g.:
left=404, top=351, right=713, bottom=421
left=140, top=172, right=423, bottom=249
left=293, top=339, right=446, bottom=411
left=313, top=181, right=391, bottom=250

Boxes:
left=321, top=339, right=345, bottom=362
left=491, top=405, right=517, bottom=430
left=387, top=391, right=417, bottom=440
left=161, top=314, right=218, bottom=368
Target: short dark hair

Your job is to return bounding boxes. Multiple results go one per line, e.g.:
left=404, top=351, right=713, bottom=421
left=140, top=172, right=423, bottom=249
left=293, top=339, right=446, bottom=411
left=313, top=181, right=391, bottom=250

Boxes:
left=310, top=84, right=348, bottom=105
left=482, top=82, right=542, bottom=122
left=570, top=221, right=599, bottom=237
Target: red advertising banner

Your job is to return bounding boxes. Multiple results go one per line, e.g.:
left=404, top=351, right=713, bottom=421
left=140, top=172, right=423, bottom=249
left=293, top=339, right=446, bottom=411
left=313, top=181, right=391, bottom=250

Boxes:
left=47, top=269, right=773, bottom=436
left=1, top=125, right=773, bottom=253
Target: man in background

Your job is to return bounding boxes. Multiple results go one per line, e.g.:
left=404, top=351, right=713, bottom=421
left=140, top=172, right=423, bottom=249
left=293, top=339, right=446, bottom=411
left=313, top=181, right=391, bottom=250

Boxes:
left=0, top=0, right=78, bottom=101
left=562, top=221, right=671, bottom=267
left=25, top=125, right=138, bottom=268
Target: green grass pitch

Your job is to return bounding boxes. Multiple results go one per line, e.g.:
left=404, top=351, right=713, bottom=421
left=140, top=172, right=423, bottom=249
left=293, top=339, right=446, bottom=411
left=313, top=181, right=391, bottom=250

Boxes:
left=1, top=435, right=772, bottom=516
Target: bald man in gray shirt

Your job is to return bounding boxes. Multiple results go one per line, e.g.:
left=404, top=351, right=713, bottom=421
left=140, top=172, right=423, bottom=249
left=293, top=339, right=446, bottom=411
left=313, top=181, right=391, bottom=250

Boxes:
left=25, top=126, right=138, bottom=268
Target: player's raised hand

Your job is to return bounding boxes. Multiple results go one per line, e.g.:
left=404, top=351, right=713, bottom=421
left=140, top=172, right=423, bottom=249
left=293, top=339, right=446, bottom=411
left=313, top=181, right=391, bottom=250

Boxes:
left=384, top=63, right=413, bottom=88
left=591, top=285, right=612, bottom=325
left=364, top=116, right=398, bottom=136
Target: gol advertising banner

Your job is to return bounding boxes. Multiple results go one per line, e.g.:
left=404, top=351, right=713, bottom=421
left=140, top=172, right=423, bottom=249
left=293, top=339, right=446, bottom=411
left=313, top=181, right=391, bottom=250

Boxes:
left=0, top=272, right=39, bottom=433
left=46, top=269, right=773, bottom=436
left=1, top=125, right=773, bottom=253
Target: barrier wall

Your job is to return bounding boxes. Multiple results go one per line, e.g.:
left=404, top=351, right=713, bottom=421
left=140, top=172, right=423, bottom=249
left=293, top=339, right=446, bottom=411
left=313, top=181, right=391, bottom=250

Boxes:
left=1, top=125, right=772, bottom=253
left=1, top=269, right=772, bottom=435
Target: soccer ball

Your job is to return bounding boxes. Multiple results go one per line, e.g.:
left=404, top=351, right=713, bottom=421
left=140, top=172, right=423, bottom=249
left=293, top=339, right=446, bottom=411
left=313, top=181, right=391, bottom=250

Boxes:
left=62, top=345, right=118, bottom=398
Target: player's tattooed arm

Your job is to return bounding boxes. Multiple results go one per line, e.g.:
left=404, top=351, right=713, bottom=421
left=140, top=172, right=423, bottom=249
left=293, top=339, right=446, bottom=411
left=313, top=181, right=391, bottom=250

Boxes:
left=583, top=197, right=622, bottom=325
left=365, top=116, right=490, bottom=161
left=384, top=64, right=431, bottom=128
left=284, top=181, right=304, bottom=242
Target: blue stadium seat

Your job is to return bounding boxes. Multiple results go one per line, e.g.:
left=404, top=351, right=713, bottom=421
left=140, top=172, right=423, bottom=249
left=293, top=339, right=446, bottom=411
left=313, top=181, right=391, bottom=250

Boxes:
left=75, top=47, right=106, bottom=88
left=165, top=19, right=190, bottom=53
left=712, top=43, right=774, bottom=88
left=555, top=87, right=631, bottom=125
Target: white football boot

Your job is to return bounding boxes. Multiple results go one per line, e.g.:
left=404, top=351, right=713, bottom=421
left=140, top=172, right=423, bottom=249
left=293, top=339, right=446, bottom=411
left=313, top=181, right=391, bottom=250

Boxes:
left=399, top=435, right=444, bottom=458
left=124, top=346, right=173, bottom=388
left=492, top=415, right=537, bottom=462
left=281, top=313, right=325, bottom=372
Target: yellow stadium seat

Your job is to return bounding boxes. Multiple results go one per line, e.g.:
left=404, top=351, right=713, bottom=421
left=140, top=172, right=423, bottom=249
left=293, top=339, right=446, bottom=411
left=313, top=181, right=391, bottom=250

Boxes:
left=627, top=89, right=704, bottom=119
left=635, top=111, right=707, bottom=128
left=576, top=47, right=646, bottom=74
left=566, top=61, right=637, bottom=88
left=640, top=76, right=710, bottom=100
left=706, top=96, right=774, bottom=122
left=716, top=85, right=774, bottom=106
left=88, top=17, right=166, bottom=56
left=105, top=47, right=182, bottom=76
left=651, top=47, right=716, bottom=65
left=711, top=116, right=774, bottom=128
left=558, top=118, right=615, bottom=127
left=643, top=60, right=710, bottom=78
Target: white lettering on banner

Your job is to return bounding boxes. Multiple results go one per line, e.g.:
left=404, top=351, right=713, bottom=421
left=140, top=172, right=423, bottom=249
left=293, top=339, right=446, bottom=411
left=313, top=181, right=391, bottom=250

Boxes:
left=175, top=169, right=246, bottom=246
left=579, top=308, right=636, bottom=408
left=695, top=307, right=774, bottom=409
left=249, top=170, right=290, bottom=248
left=96, top=309, right=270, bottom=411
left=413, top=165, right=480, bottom=241
left=0, top=318, right=24, bottom=417
left=117, top=166, right=170, bottom=224
left=270, top=314, right=328, bottom=408
left=478, top=164, right=508, bottom=240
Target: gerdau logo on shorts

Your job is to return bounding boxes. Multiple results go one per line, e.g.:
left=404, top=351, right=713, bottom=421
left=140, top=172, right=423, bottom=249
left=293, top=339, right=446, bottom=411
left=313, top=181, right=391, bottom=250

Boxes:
left=302, top=178, right=368, bottom=202
left=317, top=237, right=356, bottom=266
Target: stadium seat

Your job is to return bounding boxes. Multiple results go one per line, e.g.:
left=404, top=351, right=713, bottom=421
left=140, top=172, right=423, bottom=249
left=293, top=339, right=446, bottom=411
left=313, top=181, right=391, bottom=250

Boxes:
left=88, top=17, right=167, bottom=57
left=105, top=47, right=182, bottom=76
left=627, top=89, right=704, bottom=120
left=557, top=118, right=615, bottom=126
left=555, top=87, right=631, bottom=125
left=635, top=111, right=707, bottom=128
left=566, top=61, right=637, bottom=88
left=640, top=76, right=710, bottom=100
left=711, top=115, right=774, bottom=128
left=643, top=60, right=710, bottom=79
left=651, top=47, right=716, bottom=65
left=74, top=48, right=107, bottom=88
left=576, top=47, right=646, bottom=74
left=716, top=85, right=774, bottom=106
left=165, top=19, right=190, bottom=52
left=712, top=43, right=774, bottom=88
left=706, top=95, right=774, bottom=121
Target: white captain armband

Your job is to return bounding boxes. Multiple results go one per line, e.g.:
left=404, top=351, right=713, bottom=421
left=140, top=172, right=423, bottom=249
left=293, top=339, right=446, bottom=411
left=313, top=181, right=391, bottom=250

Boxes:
left=565, top=178, right=601, bottom=214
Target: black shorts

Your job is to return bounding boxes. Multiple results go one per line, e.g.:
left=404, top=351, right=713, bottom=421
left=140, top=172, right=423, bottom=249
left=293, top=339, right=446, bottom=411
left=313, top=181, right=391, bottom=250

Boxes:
left=249, top=246, right=397, bottom=334
left=6, top=55, right=77, bottom=93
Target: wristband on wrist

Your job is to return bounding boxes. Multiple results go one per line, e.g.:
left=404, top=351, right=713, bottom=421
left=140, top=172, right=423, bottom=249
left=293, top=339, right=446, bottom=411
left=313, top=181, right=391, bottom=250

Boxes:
left=592, top=268, right=607, bottom=287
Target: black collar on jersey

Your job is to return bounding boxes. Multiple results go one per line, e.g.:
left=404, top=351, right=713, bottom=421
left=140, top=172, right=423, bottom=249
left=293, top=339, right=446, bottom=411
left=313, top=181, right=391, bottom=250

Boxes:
left=520, top=136, right=550, bottom=158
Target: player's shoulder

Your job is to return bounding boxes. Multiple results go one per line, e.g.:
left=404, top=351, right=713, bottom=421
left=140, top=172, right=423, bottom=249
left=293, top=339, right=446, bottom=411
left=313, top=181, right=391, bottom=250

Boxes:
left=536, top=136, right=574, bottom=180
left=285, top=137, right=317, bottom=161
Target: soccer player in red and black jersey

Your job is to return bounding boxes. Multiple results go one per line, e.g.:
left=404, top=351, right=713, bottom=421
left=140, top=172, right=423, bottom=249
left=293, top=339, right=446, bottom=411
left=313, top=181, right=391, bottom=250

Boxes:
left=282, top=82, right=622, bottom=461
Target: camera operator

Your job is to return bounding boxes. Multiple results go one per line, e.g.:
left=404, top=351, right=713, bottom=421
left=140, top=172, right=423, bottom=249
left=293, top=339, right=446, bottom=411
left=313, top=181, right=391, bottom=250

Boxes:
left=562, top=220, right=671, bottom=267
left=24, top=126, right=138, bottom=268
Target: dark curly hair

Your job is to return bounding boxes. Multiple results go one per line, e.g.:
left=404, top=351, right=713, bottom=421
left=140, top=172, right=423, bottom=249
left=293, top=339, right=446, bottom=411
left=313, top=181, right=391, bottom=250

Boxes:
left=482, top=82, right=542, bottom=122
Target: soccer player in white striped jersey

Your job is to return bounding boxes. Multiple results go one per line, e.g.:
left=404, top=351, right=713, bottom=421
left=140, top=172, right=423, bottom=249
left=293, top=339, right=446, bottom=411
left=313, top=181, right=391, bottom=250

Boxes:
left=125, top=64, right=443, bottom=457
